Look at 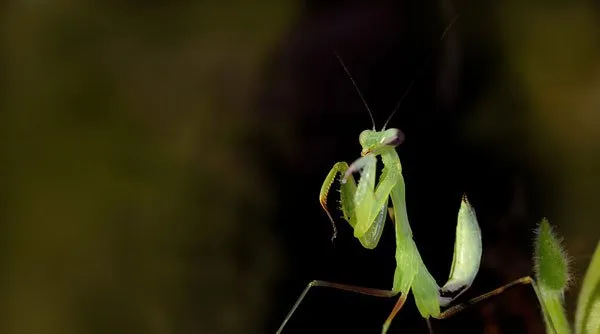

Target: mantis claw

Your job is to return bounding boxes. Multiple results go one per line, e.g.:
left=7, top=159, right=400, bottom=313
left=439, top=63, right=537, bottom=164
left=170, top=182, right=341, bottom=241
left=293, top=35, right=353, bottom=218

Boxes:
left=319, top=199, right=338, bottom=242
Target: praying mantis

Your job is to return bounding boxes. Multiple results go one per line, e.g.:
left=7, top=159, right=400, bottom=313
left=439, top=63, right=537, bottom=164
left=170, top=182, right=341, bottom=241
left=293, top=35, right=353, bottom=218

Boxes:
left=275, top=51, right=561, bottom=332
left=275, top=17, right=486, bottom=333
left=275, top=16, right=563, bottom=334
left=275, top=51, right=486, bottom=332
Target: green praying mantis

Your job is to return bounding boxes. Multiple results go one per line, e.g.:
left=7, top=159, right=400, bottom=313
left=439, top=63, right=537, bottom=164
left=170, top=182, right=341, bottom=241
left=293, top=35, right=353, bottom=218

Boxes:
left=275, top=31, right=569, bottom=333
left=275, top=51, right=489, bottom=333
left=274, top=52, right=564, bottom=332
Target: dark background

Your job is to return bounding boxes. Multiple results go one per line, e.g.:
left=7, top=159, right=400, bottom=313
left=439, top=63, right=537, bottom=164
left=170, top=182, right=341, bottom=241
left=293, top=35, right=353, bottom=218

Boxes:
left=1, top=1, right=600, bottom=334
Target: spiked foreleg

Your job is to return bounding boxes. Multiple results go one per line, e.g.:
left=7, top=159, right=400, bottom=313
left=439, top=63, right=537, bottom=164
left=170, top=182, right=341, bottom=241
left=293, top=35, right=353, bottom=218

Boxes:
left=345, top=155, right=398, bottom=241
left=319, top=161, right=387, bottom=248
left=320, top=162, right=354, bottom=241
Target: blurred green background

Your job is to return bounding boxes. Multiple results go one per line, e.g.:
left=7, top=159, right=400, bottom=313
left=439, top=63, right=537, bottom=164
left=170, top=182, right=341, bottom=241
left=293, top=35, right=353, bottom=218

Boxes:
left=1, top=1, right=295, bottom=333
left=1, top=1, right=599, bottom=334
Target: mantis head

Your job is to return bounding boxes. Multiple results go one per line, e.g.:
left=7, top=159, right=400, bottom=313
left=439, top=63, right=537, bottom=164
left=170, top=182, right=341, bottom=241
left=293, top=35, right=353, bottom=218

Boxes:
left=359, top=128, right=405, bottom=156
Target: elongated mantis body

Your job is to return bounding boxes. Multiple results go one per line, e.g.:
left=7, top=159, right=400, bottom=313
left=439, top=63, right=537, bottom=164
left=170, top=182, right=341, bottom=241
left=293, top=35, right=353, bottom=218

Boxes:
left=274, top=15, right=487, bottom=333
left=276, top=119, right=485, bottom=333
left=276, top=15, right=562, bottom=334
left=275, top=88, right=560, bottom=333
left=275, top=61, right=564, bottom=333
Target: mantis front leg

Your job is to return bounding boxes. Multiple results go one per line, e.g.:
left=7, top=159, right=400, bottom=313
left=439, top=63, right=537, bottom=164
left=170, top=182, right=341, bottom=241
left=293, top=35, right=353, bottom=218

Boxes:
left=346, top=155, right=400, bottom=238
left=319, top=160, right=389, bottom=249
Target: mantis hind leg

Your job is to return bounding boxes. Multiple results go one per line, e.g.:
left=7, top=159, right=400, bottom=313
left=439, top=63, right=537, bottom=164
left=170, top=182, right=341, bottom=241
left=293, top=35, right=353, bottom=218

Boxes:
left=431, top=276, right=558, bottom=334
left=275, top=280, right=399, bottom=334
left=434, top=276, right=535, bottom=319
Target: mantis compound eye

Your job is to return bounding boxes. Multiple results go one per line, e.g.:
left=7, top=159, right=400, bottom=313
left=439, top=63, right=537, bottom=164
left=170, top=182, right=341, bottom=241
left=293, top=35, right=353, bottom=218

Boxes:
left=382, top=128, right=405, bottom=147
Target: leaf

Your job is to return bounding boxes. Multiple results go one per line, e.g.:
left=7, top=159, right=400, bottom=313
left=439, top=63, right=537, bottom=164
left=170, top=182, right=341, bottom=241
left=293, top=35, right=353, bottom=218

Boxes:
left=533, top=218, right=571, bottom=334
left=534, top=218, right=570, bottom=290
left=575, top=241, right=600, bottom=334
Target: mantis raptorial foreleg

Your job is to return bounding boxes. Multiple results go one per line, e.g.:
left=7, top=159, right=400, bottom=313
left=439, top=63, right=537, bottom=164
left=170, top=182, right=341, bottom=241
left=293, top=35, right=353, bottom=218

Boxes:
left=319, top=160, right=391, bottom=249
left=346, top=155, right=400, bottom=238
left=319, top=161, right=355, bottom=241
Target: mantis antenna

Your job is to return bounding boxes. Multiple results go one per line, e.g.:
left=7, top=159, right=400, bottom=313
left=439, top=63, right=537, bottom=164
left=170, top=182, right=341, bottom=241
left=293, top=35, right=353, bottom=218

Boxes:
left=381, top=13, right=460, bottom=130
left=333, top=50, right=377, bottom=130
